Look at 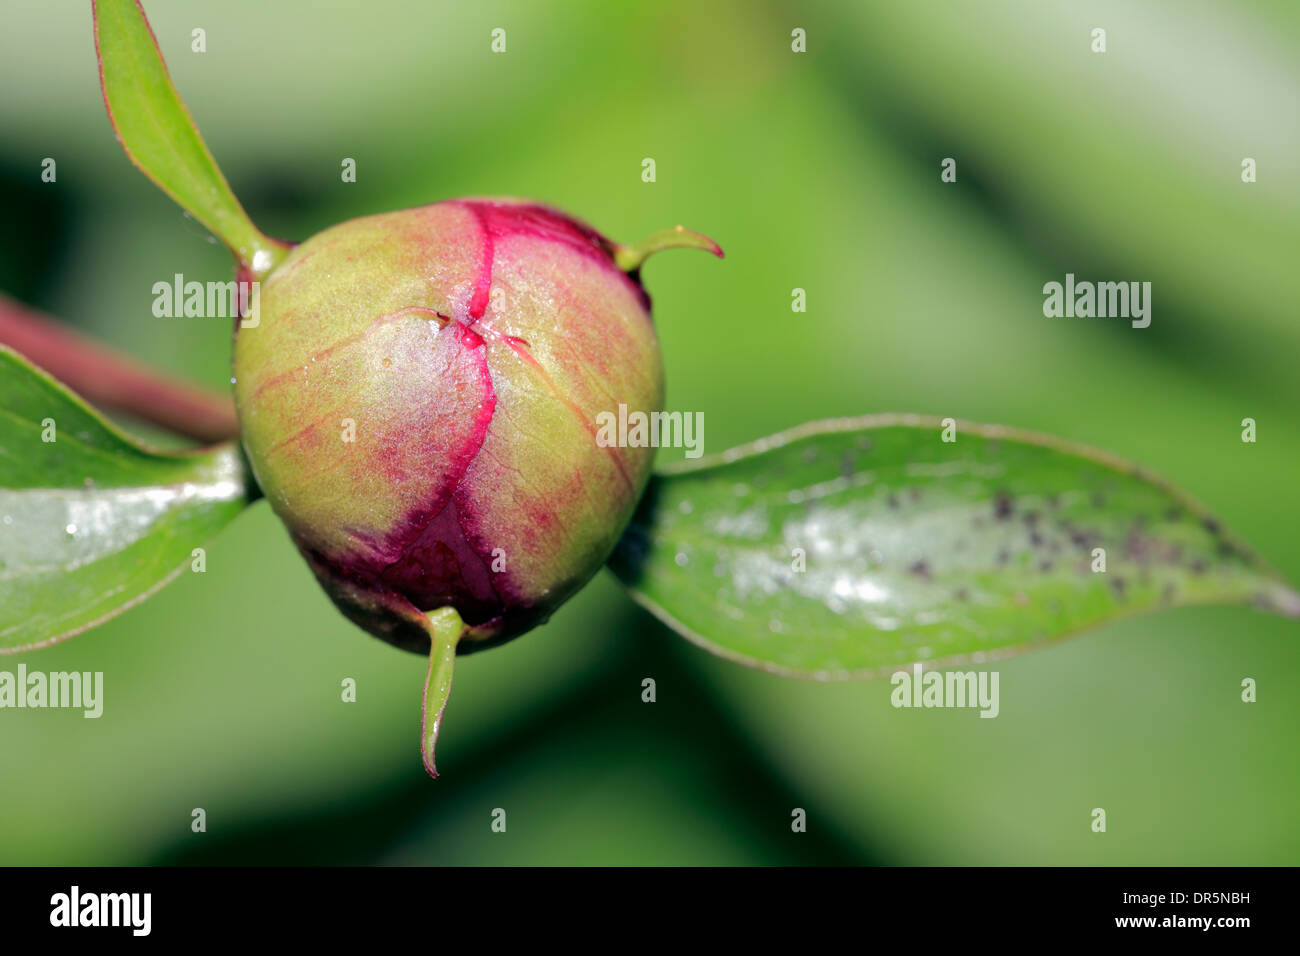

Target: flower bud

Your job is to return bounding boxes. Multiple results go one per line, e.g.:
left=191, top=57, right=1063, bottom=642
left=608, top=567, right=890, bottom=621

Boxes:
left=233, top=198, right=719, bottom=657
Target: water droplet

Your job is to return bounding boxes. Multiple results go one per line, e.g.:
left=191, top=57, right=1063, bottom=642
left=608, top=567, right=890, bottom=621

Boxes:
left=768, top=617, right=784, bottom=632
left=65, top=523, right=77, bottom=535
left=1, top=515, right=11, bottom=525
left=674, top=551, right=689, bottom=567
left=382, top=357, right=393, bottom=368
left=677, top=499, right=693, bottom=514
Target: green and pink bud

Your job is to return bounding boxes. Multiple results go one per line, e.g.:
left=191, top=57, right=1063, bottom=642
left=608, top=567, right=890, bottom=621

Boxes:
left=231, top=197, right=720, bottom=773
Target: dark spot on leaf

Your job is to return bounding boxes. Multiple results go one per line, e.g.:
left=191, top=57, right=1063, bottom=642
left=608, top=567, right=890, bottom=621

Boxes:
left=1189, top=559, right=1207, bottom=575
left=909, top=487, right=922, bottom=503
left=907, top=560, right=932, bottom=581
left=1024, top=510, right=1041, bottom=526
left=994, top=492, right=1013, bottom=520
left=996, top=548, right=1011, bottom=565
left=841, top=452, right=855, bottom=479
left=1109, top=577, right=1127, bottom=599
left=954, top=587, right=970, bottom=601
left=1091, top=492, right=1106, bottom=508
left=1124, top=531, right=1151, bottom=562
left=1202, top=517, right=1221, bottom=535
left=887, top=493, right=900, bottom=510
left=1038, top=559, right=1054, bottom=572
left=1030, top=530, right=1044, bottom=547
left=1164, top=507, right=1182, bottom=522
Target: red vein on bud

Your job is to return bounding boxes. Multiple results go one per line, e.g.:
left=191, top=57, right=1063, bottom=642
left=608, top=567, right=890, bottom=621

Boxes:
left=479, top=324, right=634, bottom=493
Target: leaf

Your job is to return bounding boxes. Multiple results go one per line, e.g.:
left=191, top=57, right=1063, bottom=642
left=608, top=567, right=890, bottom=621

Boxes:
left=93, top=0, right=288, bottom=276
left=609, top=415, right=1300, bottom=679
left=0, top=347, right=254, bottom=653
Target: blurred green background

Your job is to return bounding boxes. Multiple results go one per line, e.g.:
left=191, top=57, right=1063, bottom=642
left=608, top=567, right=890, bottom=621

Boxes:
left=1, top=0, right=1296, bottom=864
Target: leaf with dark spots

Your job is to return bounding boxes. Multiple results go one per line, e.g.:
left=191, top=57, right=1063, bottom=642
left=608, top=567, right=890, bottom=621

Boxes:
left=609, top=415, right=1300, bottom=679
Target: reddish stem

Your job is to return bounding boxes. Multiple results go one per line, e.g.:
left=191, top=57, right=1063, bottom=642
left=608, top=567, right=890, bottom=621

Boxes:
left=0, top=293, right=239, bottom=445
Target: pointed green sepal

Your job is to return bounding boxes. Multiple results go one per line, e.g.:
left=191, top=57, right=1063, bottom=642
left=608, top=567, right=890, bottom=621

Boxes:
left=420, top=607, right=466, bottom=778
left=612, top=226, right=724, bottom=272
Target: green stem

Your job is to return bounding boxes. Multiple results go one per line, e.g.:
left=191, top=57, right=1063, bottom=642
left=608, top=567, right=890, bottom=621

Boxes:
left=420, top=607, right=466, bottom=778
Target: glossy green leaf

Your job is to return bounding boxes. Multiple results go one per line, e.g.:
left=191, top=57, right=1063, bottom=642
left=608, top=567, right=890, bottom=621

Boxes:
left=93, top=0, right=288, bottom=276
left=610, top=415, right=1300, bottom=678
left=0, top=347, right=254, bottom=652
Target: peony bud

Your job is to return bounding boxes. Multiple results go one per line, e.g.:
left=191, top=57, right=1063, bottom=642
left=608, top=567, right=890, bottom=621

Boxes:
left=231, top=198, right=720, bottom=774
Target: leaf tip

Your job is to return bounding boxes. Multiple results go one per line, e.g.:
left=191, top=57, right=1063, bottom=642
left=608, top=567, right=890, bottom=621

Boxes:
left=1258, top=583, right=1300, bottom=620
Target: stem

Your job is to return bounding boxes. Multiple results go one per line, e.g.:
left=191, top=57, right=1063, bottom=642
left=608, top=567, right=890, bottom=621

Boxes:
left=0, top=294, right=238, bottom=445
left=420, top=606, right=466, bottom=779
